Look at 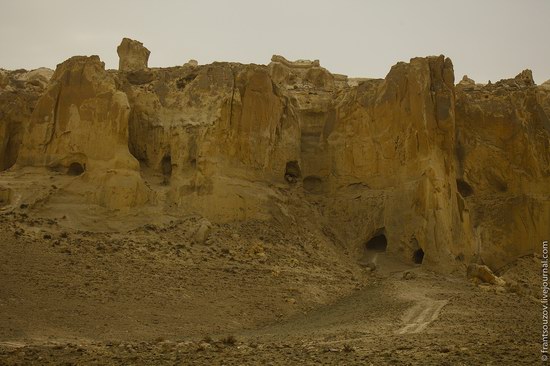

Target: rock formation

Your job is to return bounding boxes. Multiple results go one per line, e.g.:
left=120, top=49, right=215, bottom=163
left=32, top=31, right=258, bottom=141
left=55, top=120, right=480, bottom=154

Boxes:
left=0, top=38, right=548, bottom=274
left=117, top=38, right=150, bottom=72
left=15, top=55, right=147, bottom=209
left=455, top=70, right=550, bottom=269
left=467, top=263, right=506, bottom=286
left=0, top=67, right=52, bottom=170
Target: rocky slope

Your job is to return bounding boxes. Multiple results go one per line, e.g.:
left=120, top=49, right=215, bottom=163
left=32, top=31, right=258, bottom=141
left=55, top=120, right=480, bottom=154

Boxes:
left=0, top=38, right=548, bottom=274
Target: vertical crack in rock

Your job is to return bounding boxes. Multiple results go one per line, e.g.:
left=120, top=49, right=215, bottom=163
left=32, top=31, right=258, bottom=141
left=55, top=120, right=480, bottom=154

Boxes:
left=44, top=85, right=62, bottom=150
left=229, top=65, right=236, bottom=127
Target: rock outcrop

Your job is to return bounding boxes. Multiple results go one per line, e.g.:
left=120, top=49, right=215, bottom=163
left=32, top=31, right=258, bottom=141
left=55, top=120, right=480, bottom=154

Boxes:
left=16, top=55, right=147, bottom=208
left=457, top=75, right=475, bottom=89
left=0, top=38, right=548, bottom=274
left=117, top=38, right=150, bottom=72
left=467, top=263, right=506, bottom=286
left=455, top=69, right=550, bottom=269
left=0, top=68, right=52, bottom=171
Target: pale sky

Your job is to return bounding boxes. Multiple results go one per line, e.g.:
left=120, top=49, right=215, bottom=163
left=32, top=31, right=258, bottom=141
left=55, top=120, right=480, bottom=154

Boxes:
left=1, top=0, right=549, bottom=83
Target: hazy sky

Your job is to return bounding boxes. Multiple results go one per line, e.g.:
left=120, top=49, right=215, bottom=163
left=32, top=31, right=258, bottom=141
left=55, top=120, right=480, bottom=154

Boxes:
left=1, top=0, right=549, bottom=83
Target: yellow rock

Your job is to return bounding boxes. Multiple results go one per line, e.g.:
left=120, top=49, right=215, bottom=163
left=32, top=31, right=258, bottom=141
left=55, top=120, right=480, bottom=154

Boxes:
left=0, top=39, right=548, bottom=274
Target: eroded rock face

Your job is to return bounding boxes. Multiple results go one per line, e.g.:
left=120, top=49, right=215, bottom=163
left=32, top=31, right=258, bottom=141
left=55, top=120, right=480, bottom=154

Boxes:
left=18, top=56, right=137, bottom=170
left=1, top=40, right=549, bottom=273
left=0, top=68, right=52, bottom=171
left=455, top=69, right=550, bottom=269
left=325, top=56, right=468, bottom=270
left=16, top=55, right=147, bottom=209
left=115, top=53, right=465, bottom=270
left=117, top=38, right=150, bottom=72
left=118, top=50, right=549, bottom=271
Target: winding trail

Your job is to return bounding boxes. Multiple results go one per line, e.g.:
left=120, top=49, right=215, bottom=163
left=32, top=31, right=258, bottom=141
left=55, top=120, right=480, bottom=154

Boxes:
left=244, top=252, right=449, bottom=343
left=395, top=299, right=448, bottom=334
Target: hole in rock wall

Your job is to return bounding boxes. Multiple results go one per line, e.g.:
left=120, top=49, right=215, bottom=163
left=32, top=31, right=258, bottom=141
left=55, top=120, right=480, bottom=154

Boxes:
left=162, top=155, right=172, bottom=180
left=3, top=134, right=20, bottom=172
left=284, top=161, right=301, bottom=183
left=137, top=157, right=148, bottom=170
left=67, top=162, right=85, bottom=176
left=365, top=234, right=388, bottom=252
left=456, top=179, right=474, bottom=197
left=413, top=249, right=425, bottom=264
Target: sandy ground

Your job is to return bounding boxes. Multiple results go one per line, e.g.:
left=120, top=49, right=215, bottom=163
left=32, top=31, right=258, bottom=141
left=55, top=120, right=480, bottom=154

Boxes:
left=0, top=209, right=541, bottom=365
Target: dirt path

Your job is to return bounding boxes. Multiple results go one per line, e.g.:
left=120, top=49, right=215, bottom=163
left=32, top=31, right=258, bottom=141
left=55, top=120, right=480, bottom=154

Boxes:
left=395, top=298, right=448, bottom=335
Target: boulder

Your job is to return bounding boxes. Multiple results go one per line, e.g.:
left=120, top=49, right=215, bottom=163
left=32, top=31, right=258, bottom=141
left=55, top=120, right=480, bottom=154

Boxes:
left=184, top=59, right=198, bottom=68
left=457, top=75, right=475, bottom=89
left=194, top=219, right=212, bottom=244
left=467, top=264, right=506, bottom=286
left=117, top=38, right=150, bottom=72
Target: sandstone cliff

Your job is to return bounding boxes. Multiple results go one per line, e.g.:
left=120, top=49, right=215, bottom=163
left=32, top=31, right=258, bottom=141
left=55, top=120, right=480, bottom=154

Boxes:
left=0, top=38, right=548, bottom=273
left=0, top=67, right=52, bottom=170
left=10, top=56, right=147, bottom=209
left=455, top=71, right=550, bottom=269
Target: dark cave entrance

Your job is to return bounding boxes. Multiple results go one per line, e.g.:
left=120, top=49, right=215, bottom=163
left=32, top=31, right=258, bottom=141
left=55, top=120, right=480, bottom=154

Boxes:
left=365, top=234, right=388, bottom=252
left=413, top=249, right=425, bottom=264
left=67, top=162, right=85, bottom=176
left=284, top=161, right=301, bottom=183
left=456, top=179, right=473, bottom=197
left=162, top=155, right=172, bottom=177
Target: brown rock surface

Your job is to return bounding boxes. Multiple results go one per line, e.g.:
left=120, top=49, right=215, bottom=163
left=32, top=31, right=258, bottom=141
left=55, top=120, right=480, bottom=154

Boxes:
left=467, top=263, right=505, bottom=285
left=1, top=40, right=548, bottom=272
left=0, top=38, right=546, bottom=365
left=0, top=68, right=52, bottom=171
left=119, top=54, right=475, bottom=271
left=117, top=37, right=151, bottom=72
left=455, top=69, right=550, bottom=269
left=15, top=55, right=147, bottom=209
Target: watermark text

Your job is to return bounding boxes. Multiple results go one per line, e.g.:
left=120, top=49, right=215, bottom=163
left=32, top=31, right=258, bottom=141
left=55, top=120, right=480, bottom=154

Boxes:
left=542, top=240, right=548, bottom=362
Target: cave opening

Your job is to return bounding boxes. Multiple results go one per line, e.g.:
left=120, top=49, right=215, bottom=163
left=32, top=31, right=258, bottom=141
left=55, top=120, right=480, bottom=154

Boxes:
left=67, top=162, right=85, bottom=176
left=162, top=155, right=172, bottom=176
left=456, top=178, right=474, bottom=197
left=365, top=234, right=387, bottom=252
left=413, top=249, right=425, bottom=264
left=3, top=133, right=20, bottom=172
left=284, top=161, right=301, bottom=183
